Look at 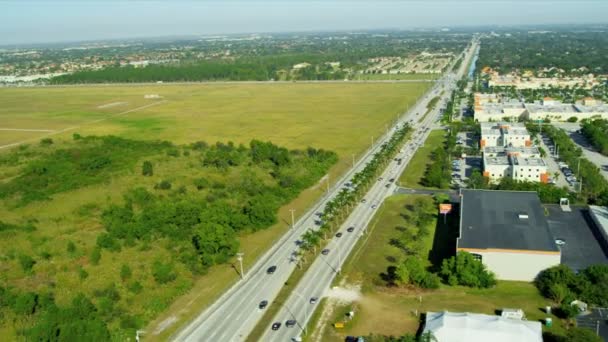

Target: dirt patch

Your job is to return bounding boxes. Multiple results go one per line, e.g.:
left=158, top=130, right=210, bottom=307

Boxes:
left=153, top=315, right=177, bottom=335
left=97, top=101, right=127, bottom=109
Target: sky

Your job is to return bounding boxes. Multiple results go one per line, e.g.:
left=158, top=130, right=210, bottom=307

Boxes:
left=0, top=0, right=607, bottom=45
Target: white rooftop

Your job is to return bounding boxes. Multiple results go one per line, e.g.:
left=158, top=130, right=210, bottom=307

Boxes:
left=424, top=311, right=542, bottom=342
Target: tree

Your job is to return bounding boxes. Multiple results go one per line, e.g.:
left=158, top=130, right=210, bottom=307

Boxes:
left=151, top=260, right=177, bottom=284
left=142, top=160, right=153, bottom=176
left=440, top=252, right=496, bottom=288
left=564, top=327, right=603, bottom=342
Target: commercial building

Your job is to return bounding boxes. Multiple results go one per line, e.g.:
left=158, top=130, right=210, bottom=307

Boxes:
left=473, top=94, right=608, bottom=122
left=423, top=311, right=543, bottom=342
left=482, top=152, right=548, bottom=184
left=480, top=122, right=531, bottom=148
left=458, top=189, right=560, bottom=281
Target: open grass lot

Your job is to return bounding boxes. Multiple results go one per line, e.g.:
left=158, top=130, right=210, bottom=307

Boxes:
left=398, top=129, right=446, bottom=188
left=0, top=82, right=431, bottom=339
left=311, top=194, right=568, bottom=341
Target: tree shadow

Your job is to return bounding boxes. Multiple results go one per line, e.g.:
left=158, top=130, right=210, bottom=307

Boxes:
left=386, top=255, right=397, bottom=263
left=380, top=265, right=398, bottom=286
left=395, top=225, right=407, bottom=232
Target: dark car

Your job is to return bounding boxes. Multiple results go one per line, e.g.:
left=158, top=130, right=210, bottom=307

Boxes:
left=389, top=178, right=395, bottom=183
left=310, top=297, right=318, bottom=304
left=321, top=248, right=330, bottom=255
left=271, top=322, right=281, bottom=331
left=347, top=226, right=355, bottom=233
left=286, top=319, right=297, bottom=328
left=335, top=232, right=343, bottom=238
left=267, top=265, right=277, bottom=274
left=259, top=300, right=268, bottom=309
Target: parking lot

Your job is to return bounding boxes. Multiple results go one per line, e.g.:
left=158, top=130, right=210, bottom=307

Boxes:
left=576, top=307, right=608, bottom=341
left=539, top=133, right=577, bottom=190
left=451, top=132, right=481, bottom=189
left=545, top=205, right=608, bottom=271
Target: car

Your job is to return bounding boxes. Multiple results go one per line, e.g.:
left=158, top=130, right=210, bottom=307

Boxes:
left=310, top=297, right=318, bottom=304
left=286, top=319, right=297, bottom=328
left=555, top=239, right=566, bottom=246
left=271, top=322, right=281, bottom=331
left=259, top=300, right=268, bottom=309
left=267, top=265, right=277, bottom=274
left=389, top=178, right=395, bottom=183
left=371, top=204, right=377, bottom=209
left=385, top=183, right=391, bottom=188
left=347, top=226, right=355, bottom=233
left=361, top=198, right=367, bottom=203
left=378, top=177, right=384, bottom=181
left=321, top=248, right=330, bottom=255
left=336, top=232, right=343, bottom=238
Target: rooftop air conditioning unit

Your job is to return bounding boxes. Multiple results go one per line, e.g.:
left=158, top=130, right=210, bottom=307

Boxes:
left=518, top=214, right=529, bottom=219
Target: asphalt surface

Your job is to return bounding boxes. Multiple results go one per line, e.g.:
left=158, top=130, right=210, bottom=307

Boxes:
left=171, top=53, right=460, bottom=341
left=259, top=38, right=480, bottom=342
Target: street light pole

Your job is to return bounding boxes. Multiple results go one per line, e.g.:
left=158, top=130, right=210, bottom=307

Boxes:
left=236, top=253, right=244, bottom=279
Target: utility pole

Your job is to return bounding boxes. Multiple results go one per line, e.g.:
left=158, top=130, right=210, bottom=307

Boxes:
left=289, top=209, right=296, bottom=229
left=236, top=253, right=244, bottom=279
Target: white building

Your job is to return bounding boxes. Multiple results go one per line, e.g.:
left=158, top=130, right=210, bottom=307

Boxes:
left=480, top=122, right=531, bottom=148
left=424, top=311, right=543, bottom=342
left=483, top=146, right=548, bottom=184
left=458, top=190, right=561, bottom=281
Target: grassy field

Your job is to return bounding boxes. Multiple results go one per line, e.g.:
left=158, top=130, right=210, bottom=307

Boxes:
left=310, top=194, right=567, bottom=341
left=0, top=82, right=431, bottom=339
left=398, top=130, right=446, bottom=188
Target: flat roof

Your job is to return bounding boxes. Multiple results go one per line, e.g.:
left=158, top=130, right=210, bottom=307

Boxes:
left=483, top=146, right=540, bottom=155
left=511, top=156, right=546, bottom=167
left=485, top=155, right=510, bottom=165
left=525, top=103, right=577, bottom=114
left=459, top=189, right=559, bottom=252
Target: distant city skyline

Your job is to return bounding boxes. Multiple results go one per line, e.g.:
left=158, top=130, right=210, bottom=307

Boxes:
left=1, top=0, right=607, bottom=45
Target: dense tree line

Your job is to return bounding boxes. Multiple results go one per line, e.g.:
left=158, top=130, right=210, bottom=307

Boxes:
left=385, top=197, right=440, bottom=289
left=466, top=174, right=571, bottom=204
left=536, top=264, right=608, bottom=318
left=527, top=124, right=608, bottom=205
left=0, top=135, right=172, bottom=205
left=581, top=118, right=608, bottom=156
left=477, top=31, right=608, bottom=75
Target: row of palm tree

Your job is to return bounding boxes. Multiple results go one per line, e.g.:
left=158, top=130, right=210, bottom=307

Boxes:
left=295, top=123, right=413, bottom=267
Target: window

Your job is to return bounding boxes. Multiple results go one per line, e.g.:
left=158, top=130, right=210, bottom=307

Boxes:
left=471, top=253, right=482, bottom=261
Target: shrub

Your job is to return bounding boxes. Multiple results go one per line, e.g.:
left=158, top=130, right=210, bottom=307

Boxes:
left=120, top=264, right=132, bottom=281
left=142, top=161, right=153, bottom=176
left=78, top=267, right=89, bottom=280
left=13, top=292, right=38, bottom=315
left=90, top=248, right=101, bottom=265
left=127, top=281, right=143, bottom=294
left=40, top=138, right=53, bottom=146
left=19, top=254, right=36, bottom=273
left=567, top=116, right=578, bottom=123
left=155, top=180, right=172, bottom=190
left=152, top=260, right=177, bottom=284
left=67, top=241, right=76, bottom=254
left=439, top=252, right=496, bottom=288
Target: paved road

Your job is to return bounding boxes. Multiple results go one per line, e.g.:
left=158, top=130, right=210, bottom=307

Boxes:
left=171, top=45, right=461, bottom=342
left=259, top=38, right=479, bottom=342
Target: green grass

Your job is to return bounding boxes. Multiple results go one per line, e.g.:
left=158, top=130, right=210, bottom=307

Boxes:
left=0, top=82, right=432, bottom=340
left=398, top=130, right=446, bottom=188
left=312, top=194, right=567, bottom=341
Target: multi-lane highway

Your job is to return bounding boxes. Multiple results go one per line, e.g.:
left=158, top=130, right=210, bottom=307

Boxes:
left=173, top=37, right=478, bottom=342
left=260, top=38, right=479, bottom=342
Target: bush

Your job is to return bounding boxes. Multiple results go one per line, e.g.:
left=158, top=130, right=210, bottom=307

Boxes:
left=536, top=264, right=608, bottom=306
left=555, top=303, right=579, bottom=319
left=67, top=241, right=76, bottom=254
left=142, top=161, right=153, bottom=176
left=90, top=248, right=101, bottom=265
left=40, top=138, right=53, bottom=146
left=152, top=260, right=177, bottom=284
left=120, top=264, right=132, bottom=281
left=19, top=254, right=36, bottom=273
left=439, top=252, right=496, bottom=288
left=567, top=116, right=578, bottom=123
left=127, top=281, right=143, bottom=294
left=13, top=292, right=38, bottom=315
left=78, top=267, right=89, bottom=280
left=156, top=180, right=172, bottom=190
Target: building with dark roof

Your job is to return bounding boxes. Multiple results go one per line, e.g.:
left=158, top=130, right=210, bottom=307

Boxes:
left=458, top=189, right=560, bottom=281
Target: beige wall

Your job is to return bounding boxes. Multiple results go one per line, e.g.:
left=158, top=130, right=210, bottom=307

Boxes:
left=460, top=249, right=560, bottom=281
